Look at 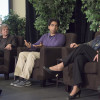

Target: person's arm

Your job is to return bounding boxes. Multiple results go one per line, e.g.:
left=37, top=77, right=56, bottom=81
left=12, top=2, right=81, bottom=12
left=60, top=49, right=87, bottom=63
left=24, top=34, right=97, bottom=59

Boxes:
left=5, top=35, right=17, bottom=50
left=70, top=43, right=80, bottom=48
left=33, top=42, right=43, bottom=48
left=5, top=44, right=12, bottom=50
left=93, top=51, right=99, bottom=62
left=30, top=34, right=45, bottom=49
left=24, top=40, right=31, bottom=48
left=70, top=40, right=93, bottom=48
left=83, top=40, right=93, bottom=47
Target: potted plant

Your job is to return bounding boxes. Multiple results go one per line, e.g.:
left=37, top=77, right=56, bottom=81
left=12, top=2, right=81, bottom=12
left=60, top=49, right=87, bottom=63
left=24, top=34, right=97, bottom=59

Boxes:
left=81, top=0, right=100, bottom=32
left=29, top=0, right=76, bottom=35
left=2, top=10, right=26, bottom=36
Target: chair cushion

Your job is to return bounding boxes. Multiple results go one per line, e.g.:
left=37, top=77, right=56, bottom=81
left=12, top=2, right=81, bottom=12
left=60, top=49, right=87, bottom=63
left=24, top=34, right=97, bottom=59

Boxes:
left=84, top=62, right=97, bottom=74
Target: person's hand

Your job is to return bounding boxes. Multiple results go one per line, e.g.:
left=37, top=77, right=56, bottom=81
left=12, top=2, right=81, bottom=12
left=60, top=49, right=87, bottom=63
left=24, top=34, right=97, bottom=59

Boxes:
left=24, top=40, right=31, bottom=48
left=70, top=43, right=79, bottom=48
left=33, top=42, right=43, bottom=48
left=93, top=54, right=99, bottom=62
left=5, top=44, right=12, bottom=50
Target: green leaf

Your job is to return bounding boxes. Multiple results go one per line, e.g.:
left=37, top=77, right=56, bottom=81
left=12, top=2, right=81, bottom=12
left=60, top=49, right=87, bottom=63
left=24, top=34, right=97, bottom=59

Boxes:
left=2, top=9, right=26, bottom=36
left=81, top=0, right=100, bottom=32
left=29, top=0, right=76, bottom=35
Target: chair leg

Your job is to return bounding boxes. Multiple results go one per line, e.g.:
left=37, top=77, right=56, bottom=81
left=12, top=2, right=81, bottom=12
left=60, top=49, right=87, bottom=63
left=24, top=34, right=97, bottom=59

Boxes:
left=56, top=74, right=63, bottom=87
left=4, top=74, right=9, bottom=80
left=56, top=74, right=59, bottom=87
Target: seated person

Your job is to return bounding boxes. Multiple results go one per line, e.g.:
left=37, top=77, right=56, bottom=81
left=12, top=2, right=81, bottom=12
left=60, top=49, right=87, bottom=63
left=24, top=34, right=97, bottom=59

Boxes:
left=0, top=24, right=17, bottom=57
left=44, top=33, right=100, bottom=99
left=10, top=18, right=66, bottom=87
left=0, top=24, right=17, bottom=94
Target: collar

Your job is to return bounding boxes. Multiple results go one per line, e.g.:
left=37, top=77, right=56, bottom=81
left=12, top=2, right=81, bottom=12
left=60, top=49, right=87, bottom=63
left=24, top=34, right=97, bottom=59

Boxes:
left=48, top=33, right=57, bottom=37
left=2, top=34, right=10, bottom=39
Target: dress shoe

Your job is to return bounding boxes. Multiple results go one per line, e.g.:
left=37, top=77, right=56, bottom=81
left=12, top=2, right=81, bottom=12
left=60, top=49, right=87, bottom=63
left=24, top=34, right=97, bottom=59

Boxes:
left=43, top=66, right=62, bottom=75
left=68, top=90, right=81, bottom=99
left=0, top=89, right=2, bottom=95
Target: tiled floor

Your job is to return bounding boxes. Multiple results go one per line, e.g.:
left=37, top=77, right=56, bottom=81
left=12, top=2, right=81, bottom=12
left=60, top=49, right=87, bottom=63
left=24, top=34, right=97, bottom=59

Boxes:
left=0, top=74, right=100, bottom=100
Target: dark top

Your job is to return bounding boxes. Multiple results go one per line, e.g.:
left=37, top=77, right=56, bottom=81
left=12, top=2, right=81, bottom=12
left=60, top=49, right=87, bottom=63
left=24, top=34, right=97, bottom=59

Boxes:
left=0, top=38, right=7, bottom=50
left=84, top=35, right=100, bottom=51
left=0, top=34, right=17, bottom=51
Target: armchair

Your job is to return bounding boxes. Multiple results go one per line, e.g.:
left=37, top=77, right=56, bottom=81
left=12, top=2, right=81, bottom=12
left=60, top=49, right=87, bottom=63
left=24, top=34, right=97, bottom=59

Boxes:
left=32, top=33, right=77, bottom=86
left=0, top=36, right=24, bottom=79
left=63, top=32, right=100, bottom=90
left=16, top=33, right=77, bottom=86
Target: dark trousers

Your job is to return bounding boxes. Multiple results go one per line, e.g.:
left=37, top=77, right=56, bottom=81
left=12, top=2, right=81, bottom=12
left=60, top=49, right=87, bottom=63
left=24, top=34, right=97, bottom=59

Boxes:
left=62, top=44, right=97, bottom=85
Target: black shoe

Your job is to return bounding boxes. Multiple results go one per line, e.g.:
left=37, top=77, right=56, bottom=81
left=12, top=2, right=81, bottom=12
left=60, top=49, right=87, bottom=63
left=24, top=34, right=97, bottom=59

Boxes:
left=43, top=66, right=62, bottom=75
left=68, top=90, right=81, bottom=99
left=0, top=89, right=2, bottom=95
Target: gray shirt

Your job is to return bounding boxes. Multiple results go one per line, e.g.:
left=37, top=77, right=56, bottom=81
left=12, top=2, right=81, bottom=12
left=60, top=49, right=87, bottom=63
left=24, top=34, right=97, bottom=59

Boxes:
left=83, top=35, right=100, bottom=51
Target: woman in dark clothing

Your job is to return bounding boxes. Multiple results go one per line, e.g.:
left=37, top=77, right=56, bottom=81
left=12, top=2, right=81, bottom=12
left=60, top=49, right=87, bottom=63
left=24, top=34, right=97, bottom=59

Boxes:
left=44, top=35, right=100, bottom=99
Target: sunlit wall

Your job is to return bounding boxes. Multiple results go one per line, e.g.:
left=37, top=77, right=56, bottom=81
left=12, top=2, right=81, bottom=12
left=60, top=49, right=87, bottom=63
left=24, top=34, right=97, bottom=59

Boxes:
left=0, top=0, right=9, bottom=20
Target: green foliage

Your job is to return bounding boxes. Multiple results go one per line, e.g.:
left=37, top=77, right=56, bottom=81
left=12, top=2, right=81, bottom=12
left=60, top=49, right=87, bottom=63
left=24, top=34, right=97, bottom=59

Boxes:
left=2, top=10, right=26, bottom=36
left=81, top=0, right=100, bottom=32
left=29, top=0, right=76, bottom=35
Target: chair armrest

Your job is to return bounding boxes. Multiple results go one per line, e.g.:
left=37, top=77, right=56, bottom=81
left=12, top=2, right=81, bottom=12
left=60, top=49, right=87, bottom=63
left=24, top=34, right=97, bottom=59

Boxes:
left=4, top=50, right=11, bottom=66
left=4, top=48, right=18, bottom=64
left=62, top=47, right=74, bottom=59
left=39, top=46, right=63, bottom=68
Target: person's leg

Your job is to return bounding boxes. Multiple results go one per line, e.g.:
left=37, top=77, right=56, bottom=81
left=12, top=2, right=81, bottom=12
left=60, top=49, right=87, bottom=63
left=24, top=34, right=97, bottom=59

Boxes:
left=49, top=62, right=64, bottom=71
left=13, top=52, right=40, bottom=87
left=14, top=52, right=30, bottom=77
left=11, top=52, right=30, bottom=86
left=20, top=52, right=40, bottom=79
left=70, top=55, right=88, bottom=96
left=63, top=44, right=97, bottom=67
left=69, top=85, right=80, bottom=96
left=73, top=55, right=88, bottom=85
left=49, top=45, right=97, bottom=71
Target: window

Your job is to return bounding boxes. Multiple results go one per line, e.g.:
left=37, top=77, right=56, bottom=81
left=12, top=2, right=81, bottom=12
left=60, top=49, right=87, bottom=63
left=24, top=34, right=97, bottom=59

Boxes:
left=0, top=0, right=9, bottom=21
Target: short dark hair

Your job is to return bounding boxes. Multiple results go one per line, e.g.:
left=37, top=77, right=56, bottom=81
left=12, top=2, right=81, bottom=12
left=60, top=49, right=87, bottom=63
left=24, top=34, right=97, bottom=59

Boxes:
left=48, top=19, right=60, bottom=27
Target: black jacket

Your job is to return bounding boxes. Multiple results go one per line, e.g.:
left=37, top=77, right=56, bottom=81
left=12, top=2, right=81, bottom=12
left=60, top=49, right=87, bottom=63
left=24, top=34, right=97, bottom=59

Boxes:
left=0, top=34, right=17, bottom=48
